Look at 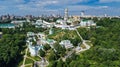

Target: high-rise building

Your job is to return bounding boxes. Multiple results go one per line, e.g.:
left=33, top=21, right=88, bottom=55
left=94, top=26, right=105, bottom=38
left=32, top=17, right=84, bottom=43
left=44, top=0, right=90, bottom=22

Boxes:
left=64, top=8, right=68, bottom=21
left=81, top=11, right=85, bottom=17
left=104, top=14, right=107, bottom=17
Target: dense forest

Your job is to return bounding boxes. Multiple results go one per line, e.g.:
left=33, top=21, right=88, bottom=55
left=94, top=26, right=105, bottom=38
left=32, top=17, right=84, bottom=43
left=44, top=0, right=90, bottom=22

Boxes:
left=0, top=23, right=47, bottom=67
left=47, top=18, right=120, bottom=67
left=0, top=18, right=120, bottom=67
left=71, top=18, right=120, bottom=67
left=0, top=29, right=26, bottom=67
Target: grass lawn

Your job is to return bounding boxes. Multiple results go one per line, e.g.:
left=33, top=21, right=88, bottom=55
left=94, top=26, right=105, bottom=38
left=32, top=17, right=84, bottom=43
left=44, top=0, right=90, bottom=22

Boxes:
left=48, top=29, right=80, bottom=42
left=80, top=44, right=86, bottom=49
left=86, top=42, right=93, bottom=47
left=46, top=52, right=51, bottom=60
left=21, top=46, right=27, bottom=55
left=25, top=64, right=32, bottom=67
left=31, top=56, right=41, bottom=61
left=25, top=58, right=34, bottom=64
left=17, top=60, right=24, bottom=67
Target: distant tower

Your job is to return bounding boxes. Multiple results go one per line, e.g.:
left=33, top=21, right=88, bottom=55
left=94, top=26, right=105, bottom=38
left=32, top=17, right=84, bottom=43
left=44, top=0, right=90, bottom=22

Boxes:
left=64, top=8, right=68, bottom=21
left=104, top=14, right=107, bottom=17
left=81, top=11, right=85, bottom=17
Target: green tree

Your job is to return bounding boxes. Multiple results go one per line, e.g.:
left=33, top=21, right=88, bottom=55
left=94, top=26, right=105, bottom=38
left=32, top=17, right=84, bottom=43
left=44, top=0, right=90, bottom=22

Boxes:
left=56, top=59, right=64, bottom=67
left=48, top=50, right=57, bottom=61
left=39, top=49, right=45, bottom=57
left=44, top=44, right=51, bottom=51
left=54, top=43, right=66, bottom=57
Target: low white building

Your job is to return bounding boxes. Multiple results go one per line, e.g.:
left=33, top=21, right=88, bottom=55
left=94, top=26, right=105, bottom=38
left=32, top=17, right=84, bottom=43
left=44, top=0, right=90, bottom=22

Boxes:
left=75, top=46, right=81, bottom=51
left=11, top=20, right=26, bottom=24
left=67, top=18, right=74, bottom=24
left=11, top=20, right=26, bottom=27
left=35, top=19, right=53, bottom=28
left=59, top=40, right=73, bottom=49
left=35, top=20, right=43, bottom=25
left=56, top=19, right=66, bottom=25
left=28, top=44, right=43, bottom=56
left=54, top=24, right=70, bottom=29
left=80, top=20, right=96, bottom=27
left=37, top=32, right=46, bottom=39
left=27, top=32, right=35, bottom=37
left=27, top=37, right=43, bottom=56
left=55, top=19, right=78, bottom=30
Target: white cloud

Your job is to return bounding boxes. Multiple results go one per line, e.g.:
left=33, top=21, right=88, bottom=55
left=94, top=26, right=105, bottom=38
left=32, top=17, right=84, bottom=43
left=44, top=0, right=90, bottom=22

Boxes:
left=29, top=0, right=89, bottom=6
left=0, top=0, right=89, bottom=9
left=35, top=1, right=58, bottom=7
left=17, top=4, right=59, bottom=14
left=67, top=5, right=109, bottom=11
left=99, top=0, right=120, bottom=3
left=0, top=6, right=6, bottom=10
left=0, top=0, right=25, bottom=4
left=97, top=6, right=108, bottom=9
left=0, top=0, right=119, bottom=16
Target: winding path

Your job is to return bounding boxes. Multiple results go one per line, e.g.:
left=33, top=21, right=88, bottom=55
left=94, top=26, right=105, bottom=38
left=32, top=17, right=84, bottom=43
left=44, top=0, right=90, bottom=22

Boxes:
left=62, top=28, right=91, bottom=61
left=75, top=29, right=90, bottom=53
left=37, top=55, right=49, bottom=67
left=21, top=48, right=28, bottom=67
left=21, top=48, right=36, bottom=67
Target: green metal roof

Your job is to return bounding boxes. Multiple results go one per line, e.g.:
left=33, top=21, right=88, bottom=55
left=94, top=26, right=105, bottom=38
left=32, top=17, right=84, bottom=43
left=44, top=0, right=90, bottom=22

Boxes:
left=82, top=19, right=89, bottom=22
left=47, top=39, right=54, bottom=43
left=0, top=23, right=15, bottom=28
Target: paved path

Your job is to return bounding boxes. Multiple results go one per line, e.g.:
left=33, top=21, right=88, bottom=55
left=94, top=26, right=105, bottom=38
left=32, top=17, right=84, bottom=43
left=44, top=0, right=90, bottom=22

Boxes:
left=65, top=50, right=74, bottom=59
left=62, top=29, right=91, bottom=61
left=21, top=48, right=37, bottom=67
left=37, top=55, right=49, bottom=67
left=24, top=63, right=32, bottom=67
left=75, top=29, right=83, bottom=41
left=62, top=47, right=77, bottom=61
left=27, top=56, right=36, bottom=61
left=75, top=29, right=91, bottom=53
left=21, top=48, right=28, bottom=67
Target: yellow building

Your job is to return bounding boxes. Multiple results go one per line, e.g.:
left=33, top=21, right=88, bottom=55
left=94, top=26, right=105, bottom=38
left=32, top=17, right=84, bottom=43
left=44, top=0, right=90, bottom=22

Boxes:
left=72, top=16, right=80, bottom=21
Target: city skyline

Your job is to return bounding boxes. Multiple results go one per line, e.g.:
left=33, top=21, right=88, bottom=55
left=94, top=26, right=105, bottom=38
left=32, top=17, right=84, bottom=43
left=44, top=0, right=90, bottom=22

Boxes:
left=0, top=0, right=120, bottom=16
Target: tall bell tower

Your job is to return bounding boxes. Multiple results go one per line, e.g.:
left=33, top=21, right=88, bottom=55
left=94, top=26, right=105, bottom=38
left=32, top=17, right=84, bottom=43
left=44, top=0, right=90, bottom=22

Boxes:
left=64, top=8, right=68, bottom=22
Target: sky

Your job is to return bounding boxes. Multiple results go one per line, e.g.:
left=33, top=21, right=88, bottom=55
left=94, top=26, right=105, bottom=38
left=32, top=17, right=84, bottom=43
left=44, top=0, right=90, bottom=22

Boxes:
left=0, top=0, right=120, bottom=16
